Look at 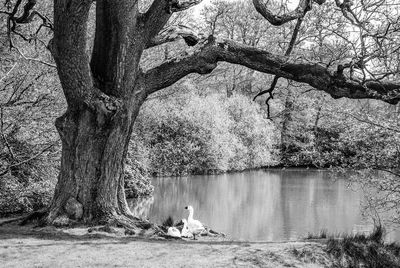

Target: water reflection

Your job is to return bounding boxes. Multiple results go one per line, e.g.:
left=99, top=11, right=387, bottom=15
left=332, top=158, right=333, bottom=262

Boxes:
left=129, top=169, right=400, bottom=241
left=127, top=196, right=154, bottom=219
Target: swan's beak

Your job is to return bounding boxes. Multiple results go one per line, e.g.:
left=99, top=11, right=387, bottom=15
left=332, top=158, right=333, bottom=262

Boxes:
left=184, top=206, right=188, bottom=209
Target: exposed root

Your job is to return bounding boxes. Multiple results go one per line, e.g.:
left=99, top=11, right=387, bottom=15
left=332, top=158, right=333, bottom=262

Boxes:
left=0, top=216, right=27, bottom=226
left=1, top=209, right=225, bottom=241
left=21, top=209, right=49, bottom=226
left=87, top=213, right=164, bottom=238
left=0, top=209, right=48, bottom=227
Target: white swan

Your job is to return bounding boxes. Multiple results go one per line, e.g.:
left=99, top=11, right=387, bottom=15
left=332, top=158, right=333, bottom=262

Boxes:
left=167, top=226, right=181, bottom=238
left=181, top=219, right=192, bottom=238
left=185, top=205, right=205, bottom=240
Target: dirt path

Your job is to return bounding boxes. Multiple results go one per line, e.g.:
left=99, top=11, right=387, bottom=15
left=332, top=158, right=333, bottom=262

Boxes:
left=0, top=225, right=333, bottom=268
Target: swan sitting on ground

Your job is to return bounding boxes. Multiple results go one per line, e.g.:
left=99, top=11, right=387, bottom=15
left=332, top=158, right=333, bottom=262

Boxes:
left=181, top=219, right=192, bottom=238
left=167, top=226, right=181, bottom=238
left=185, top=205, right=206, bottom=240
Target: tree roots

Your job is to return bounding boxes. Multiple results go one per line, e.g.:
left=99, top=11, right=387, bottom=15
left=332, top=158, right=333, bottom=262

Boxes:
left=1, top=209, right=225, bottom=240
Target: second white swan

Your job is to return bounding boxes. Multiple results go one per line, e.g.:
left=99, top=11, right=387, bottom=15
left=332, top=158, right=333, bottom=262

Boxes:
left=167, top=226, right=181, bottom=238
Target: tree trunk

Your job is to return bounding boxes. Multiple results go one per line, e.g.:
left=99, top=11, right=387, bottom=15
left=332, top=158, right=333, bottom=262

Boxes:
left=47, top=96, right=146, bottom=226
left=45, top=0, right=159, bottom=228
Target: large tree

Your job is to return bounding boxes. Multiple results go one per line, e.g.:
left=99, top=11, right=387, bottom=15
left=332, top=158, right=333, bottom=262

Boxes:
left=2, top=0, right=400, bottom=230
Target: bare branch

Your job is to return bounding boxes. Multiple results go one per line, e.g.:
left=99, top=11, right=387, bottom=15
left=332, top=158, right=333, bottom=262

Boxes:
left=0, top=63, right=17, bottom=83
left=2, top=0, right=53, bottom=50
left=144, top=36, right=400, bottom=104
left=252, top=0, right=325, bottom=26
left=0, top=108, right=16, bottom=160
left=13, top=46, right=56, bottom=68
left=0, top=143, right=56, bottom=177
left=254, top=17, right=305, bottom=118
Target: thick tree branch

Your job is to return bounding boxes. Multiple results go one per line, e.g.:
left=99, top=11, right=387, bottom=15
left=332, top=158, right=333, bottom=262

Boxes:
left=147, top=25, right=200, bottom=48
left=252, top=0, right=325, bottom=26
left=144, top=38, right=217, bottom=92
left=168, top=0, right=204, bottom=12
left=142, top=0, right=203, bottom=48
left=53, top=0, right=122, bottom=119
left=144, top=36, right=400, bottom=104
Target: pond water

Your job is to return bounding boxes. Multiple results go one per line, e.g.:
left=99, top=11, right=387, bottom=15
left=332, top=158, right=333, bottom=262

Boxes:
left=129, top=169, right=400, bottom=242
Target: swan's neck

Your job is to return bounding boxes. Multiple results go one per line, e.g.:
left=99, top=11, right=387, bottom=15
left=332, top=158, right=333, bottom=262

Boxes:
left=188, top=209, right=194, bottom=221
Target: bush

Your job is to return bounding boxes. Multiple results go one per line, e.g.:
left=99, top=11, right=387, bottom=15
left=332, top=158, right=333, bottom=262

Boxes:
left=326, top=226, right=400, bottom=268
left=224, top=95, right=277, bottom=169
left=0, top=175, right=55, bottom=215
left=124, top=141, right=154, bottom=199
left=132, top=91, right=277, bottom=176
left=0, top=136, right=57, bottom=216
left=279, top=95, right=400, bottom=169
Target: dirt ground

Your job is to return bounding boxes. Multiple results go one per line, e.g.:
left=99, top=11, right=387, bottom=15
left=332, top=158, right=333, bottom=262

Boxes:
left=0, top=224, right=333, bottom=268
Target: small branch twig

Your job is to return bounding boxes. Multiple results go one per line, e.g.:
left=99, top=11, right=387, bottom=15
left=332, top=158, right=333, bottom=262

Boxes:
left=0, top=143, right=56, bottom=177
left=13, top=46, right=56, bottom=68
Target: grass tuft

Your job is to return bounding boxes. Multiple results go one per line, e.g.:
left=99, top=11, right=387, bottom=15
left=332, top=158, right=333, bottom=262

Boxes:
left=161, top=216, right=174, bottom=228
left=306, top=229, right=328, bottom=239
left=325, top=225, right=400, bottom=268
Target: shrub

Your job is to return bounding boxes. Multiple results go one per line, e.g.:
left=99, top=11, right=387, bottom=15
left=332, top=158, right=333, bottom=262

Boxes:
left=124, top=142, right=154, bottom=199
left=0, top=136, right=57, bottom=215
left=224, top=94, right=277, bottom=169
left=133, top=91, right=277, bottom=176
left=326, top=226, right=400, bottom=268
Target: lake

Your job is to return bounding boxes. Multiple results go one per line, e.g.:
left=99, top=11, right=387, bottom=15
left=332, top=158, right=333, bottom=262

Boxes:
left=129, top=169, right=400, bottom=242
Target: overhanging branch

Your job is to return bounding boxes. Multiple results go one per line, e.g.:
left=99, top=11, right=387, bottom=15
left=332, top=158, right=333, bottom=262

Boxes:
left=144, top=36, right=400, bottom=104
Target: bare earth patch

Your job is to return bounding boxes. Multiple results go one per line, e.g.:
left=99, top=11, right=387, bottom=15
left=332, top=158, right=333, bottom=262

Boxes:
left=0, top=224, right=333, bottom=268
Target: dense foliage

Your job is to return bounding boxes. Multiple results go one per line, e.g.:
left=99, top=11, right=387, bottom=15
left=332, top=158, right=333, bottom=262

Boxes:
left=278, top=94, right=400, bottom=169
left=133, top=90, right=278, bottom=176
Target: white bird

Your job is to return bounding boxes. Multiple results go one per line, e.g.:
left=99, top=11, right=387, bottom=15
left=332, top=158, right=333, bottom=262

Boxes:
left=181, top=219, right=192, bottom=238
left=185, top=205, right=206, bottom=240
left=167, top=226, right=181, bottom=238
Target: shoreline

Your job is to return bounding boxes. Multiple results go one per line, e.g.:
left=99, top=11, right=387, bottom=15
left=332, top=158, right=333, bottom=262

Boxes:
left=150, top=165, right=336, bottom=179
left=1, top=222, right=399, bottom=267
left=0, top=223, right=332, bottom=268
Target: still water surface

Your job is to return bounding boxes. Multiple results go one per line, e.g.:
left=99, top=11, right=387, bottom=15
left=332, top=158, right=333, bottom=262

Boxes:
left=129, top=169, right=400, bottom=241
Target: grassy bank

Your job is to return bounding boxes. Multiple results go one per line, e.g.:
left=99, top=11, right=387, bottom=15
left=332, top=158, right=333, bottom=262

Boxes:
left=1, top=222, right=399, bottom=267
left=0, top=223, right=331, bottom=268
